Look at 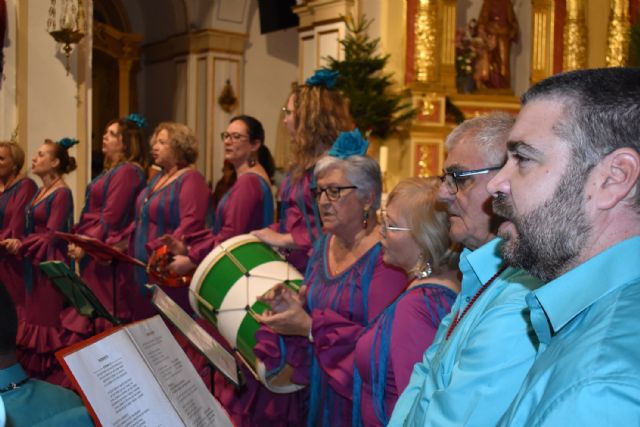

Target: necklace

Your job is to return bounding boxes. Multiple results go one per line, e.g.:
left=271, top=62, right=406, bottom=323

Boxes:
left=1, top=174, right=20, bottom=193
left=144, top=167, right=182, bottom=204
left=32, top=177, right=62, bottom=206
left=445, top=265, right=507, bottom=341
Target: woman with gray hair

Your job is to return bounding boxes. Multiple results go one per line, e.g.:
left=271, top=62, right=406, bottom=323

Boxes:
left=254, top=129, right=407, bottom=427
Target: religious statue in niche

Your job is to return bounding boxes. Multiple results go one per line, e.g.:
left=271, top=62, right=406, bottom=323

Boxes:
left=475, top=0, right=519, bottom=90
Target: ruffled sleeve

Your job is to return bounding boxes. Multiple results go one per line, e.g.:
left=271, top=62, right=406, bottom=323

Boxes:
left=21, top=188, right=73, bottom=263
left=254, top=327, right=311, bottom=386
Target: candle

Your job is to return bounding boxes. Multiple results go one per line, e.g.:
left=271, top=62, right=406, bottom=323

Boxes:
left=379, top=146, right=388, bottom=174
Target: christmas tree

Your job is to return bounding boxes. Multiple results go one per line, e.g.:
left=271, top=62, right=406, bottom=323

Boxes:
left=326, top=15, right=416, bottom=140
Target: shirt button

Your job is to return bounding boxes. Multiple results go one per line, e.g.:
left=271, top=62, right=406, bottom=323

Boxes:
left=465, top=297, right=471, bottom=302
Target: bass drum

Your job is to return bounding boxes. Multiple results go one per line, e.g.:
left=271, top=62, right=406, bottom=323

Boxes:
left=189, top=234, right=305, bottom=393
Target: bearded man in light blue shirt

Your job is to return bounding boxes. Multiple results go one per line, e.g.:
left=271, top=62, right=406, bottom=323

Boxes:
left=488, top=67, right=640, bottom=425
left=389, top=113, right=542, bottom=426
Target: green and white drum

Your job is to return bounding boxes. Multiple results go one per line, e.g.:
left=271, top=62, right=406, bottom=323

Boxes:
left=189, top=234, right=305, bottom=393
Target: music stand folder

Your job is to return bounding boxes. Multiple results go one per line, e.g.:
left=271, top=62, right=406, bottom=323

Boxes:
left=148, top=284, right=242, bottom=388
left=39, top=261, right=121, bottom=327
left=54, top=232, right=145, bottom=266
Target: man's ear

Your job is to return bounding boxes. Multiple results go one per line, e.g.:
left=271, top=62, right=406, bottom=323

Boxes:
left=590, top=148, right=640, bottom=210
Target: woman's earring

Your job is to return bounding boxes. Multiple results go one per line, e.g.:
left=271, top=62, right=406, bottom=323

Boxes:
left=362, top=208, right=370, bottom=229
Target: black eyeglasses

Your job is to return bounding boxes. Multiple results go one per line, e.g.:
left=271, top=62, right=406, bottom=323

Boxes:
left=220, top=132, right=249, bottom=142
left=311, top=185, right=357, bottom=201
left=439, top=165, right=502, bottom=194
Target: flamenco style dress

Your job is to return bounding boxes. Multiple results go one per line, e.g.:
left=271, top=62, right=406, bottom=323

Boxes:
left=17, top=187, right=74, bottom=386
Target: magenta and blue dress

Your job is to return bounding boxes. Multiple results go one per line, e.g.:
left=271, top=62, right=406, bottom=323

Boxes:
left=254, top=233, right=408, bottom=427
left=17, top=187, right=74, bottom=386
left=63, top=162, right=145, bottom=333
left=351, top=284, right=457, bottom=426
left=269, top=170, right=322, bottom=274
left=129, top=168, right=210, bottom=318
left=0, top=177, right=38, bottom=311
left=185, top=172, right=274, bottom=264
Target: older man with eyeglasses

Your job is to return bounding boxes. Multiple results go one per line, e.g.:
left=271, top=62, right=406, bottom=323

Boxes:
left=389, top=112, right=542, bottom=426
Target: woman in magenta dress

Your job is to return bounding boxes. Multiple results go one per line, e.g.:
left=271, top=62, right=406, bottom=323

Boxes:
left=252, top=70, right=353, bottom=274
left=254, top=130, right=408, bottom=427
left=0, top=142, right=37, bottom=313
left=6, top=138, right=78, bottom=385
left=128, top=121, right=210, bottom=319
left=66, top=115, right=147, bottom=332
left=352, top=177, right=459, bottom=426
left=161, top=115, right=275, bottom=274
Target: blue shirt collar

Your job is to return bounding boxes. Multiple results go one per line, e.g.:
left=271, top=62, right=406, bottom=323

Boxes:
left=0, top=363, right=28, bottom=391
left=464, top=238, right=505, bottom=282
left=531, top=236, right=640, bottom=336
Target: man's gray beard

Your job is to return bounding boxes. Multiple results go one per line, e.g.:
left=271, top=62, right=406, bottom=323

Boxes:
left=492, top=166, right=592, bottom=282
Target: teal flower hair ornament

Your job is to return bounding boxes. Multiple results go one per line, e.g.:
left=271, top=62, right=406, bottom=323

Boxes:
left=305, top=69, right=339, bottom=89
left=328, top=128, right=369, bottom=159
left=57, top=137, right=79, bottom=149
left=125, top=113, right=147, bottom=129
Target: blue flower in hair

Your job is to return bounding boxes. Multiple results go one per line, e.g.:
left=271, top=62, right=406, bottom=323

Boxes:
left=305, top=69, right=339, bottom=89
left=57, top=137, right=79, bottom=149
left=328, top=129, right=369, bottom=159
left=126, top=113, right=147, bottom=129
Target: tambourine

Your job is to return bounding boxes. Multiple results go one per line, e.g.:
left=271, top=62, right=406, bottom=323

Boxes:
left=146, top=245, right=192, bottom=287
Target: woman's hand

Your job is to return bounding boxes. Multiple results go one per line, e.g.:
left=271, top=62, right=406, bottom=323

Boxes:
left=251, top=228, right=296, bottom=249
left=159, top=234, right=188, bottom=255
left=167, top=255, right=196, bottom=276
left=0, top=238, right=21, bottom=255
left=254, top=287, right=311, bottom=337
left=68, top=243, right=85, bottom=260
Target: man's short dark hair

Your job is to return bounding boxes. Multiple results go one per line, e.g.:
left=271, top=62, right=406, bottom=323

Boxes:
left=522, top=68, right=640, bottom=204
left=0, top=282, right=18, bottom=354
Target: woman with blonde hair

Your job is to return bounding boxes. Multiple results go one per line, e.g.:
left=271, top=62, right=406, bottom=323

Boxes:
left=352, top=177, right=459, bottom=426
left=0, top=141, right=37, bottom=311
left=253, top=69, right=353, bottom=273
left=128, top=121, right=210, bottom=318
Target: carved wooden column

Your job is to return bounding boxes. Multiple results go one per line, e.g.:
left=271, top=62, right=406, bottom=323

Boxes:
left=563, top=0, right=587, bottom=70
left=530, top=0, right=555, bottom=84
left=414, top=0, right=439, bottom=83
left=606, top=0, right=630, bottom=66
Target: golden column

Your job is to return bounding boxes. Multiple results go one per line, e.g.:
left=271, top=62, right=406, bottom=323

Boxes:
left=414, top=0, right=440, bottom=83
left=530, top=0, right=555, bottom=84
left=563, top=0, right=587, bottom=70
left=606, top=0, right=630, bottom=66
